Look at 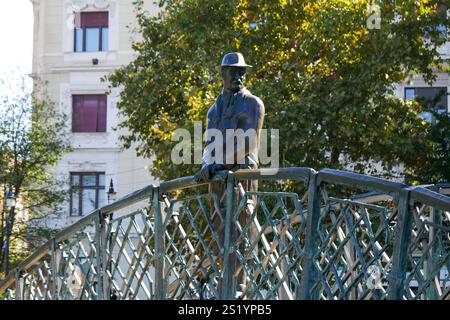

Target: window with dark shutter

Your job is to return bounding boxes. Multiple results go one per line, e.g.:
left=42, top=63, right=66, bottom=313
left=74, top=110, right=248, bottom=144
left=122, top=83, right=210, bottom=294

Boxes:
left=404, top=87, right=448, bottom=113
left=72, top=95, right=107, bottom=132
left=74, top=12, right=109, bottom=52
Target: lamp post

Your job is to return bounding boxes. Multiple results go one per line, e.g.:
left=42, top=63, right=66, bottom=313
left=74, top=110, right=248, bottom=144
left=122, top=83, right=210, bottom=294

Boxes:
left=106, top=178, right=117, bottom=299
left=3, top=185, right=16, bottom=274
left=107, top=179, right=117, bottom=204
left=5, top=187, right=15, bottom=210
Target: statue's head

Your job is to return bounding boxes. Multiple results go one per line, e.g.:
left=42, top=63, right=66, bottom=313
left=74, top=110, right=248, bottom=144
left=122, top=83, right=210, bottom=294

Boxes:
left=220, top=52, right=252, bottom=93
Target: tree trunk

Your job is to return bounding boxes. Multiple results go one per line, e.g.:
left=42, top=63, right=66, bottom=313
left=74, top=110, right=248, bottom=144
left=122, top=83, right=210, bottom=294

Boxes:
left=330, top=147, right=340, bottom=167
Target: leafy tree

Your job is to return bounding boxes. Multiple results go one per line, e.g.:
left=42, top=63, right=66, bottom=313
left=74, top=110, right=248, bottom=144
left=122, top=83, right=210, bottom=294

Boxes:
left=107, top=0, right=450, bottom=182
left=0, top=75, right=72, bottom=276
left=420, top=112, right=450, bottom=183
left=406, top=88, right=450, bottom=183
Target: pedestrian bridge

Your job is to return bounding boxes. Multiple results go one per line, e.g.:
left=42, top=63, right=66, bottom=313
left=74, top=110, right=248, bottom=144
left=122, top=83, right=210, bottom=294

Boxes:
left=0, top=167, right=449, bottom=300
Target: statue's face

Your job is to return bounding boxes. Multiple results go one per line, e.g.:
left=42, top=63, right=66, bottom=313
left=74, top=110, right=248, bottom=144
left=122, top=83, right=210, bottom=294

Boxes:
left=221, top=67, right=246, bottom=92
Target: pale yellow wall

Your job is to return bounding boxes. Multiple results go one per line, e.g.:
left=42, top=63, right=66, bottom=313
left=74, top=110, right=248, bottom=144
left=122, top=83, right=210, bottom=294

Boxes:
left=32, top=0, right=159, bottom=89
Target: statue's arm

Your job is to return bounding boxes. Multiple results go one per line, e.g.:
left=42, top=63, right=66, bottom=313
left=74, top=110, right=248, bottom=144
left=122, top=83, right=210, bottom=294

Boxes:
left=194, top=107, right=223, bottom=182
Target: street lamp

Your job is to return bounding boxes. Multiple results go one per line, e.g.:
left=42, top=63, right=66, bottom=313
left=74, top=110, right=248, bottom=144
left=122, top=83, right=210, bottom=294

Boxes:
left=106, top=178, right=117, bottom=299
left=3, top=185, right=16, bottom=274
left=5, top=187, right=15, bottom=209
left=107, top=179, right=117, bottom=204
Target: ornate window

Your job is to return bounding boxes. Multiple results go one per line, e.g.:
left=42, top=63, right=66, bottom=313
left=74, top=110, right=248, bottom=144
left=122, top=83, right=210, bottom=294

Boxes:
left=70, top=172, right=106, bottom=216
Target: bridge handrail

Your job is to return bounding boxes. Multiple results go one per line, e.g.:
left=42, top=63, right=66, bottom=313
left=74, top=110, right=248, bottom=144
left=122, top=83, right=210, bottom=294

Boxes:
left=1, top=166, right=449, bottom=299
left=409, top=186, right=450, bottom=212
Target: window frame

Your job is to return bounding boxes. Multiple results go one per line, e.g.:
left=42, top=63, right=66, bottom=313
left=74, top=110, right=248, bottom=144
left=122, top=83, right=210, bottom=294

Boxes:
left=74, top=11, right=109, bottom=52
left=70, top=172, right=106, bottom=216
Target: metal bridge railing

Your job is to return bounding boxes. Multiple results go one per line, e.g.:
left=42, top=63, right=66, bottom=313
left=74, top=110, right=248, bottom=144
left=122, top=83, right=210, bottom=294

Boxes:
left=0, top=167, right=449, bottom=300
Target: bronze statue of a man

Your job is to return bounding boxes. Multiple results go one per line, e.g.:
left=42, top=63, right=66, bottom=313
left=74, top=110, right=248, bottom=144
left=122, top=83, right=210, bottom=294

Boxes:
left=194, top=52, right=265, bottom=181
left=193, top=52, right=265, bottom=292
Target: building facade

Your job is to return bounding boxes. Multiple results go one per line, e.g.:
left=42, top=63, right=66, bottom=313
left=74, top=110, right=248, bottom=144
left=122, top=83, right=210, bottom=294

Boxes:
left=31, top=0, right=160, bottom=229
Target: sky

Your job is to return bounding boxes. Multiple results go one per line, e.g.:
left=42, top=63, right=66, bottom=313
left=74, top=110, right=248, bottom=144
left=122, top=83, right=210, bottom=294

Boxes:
left=0, top=1, right=33, bottom=75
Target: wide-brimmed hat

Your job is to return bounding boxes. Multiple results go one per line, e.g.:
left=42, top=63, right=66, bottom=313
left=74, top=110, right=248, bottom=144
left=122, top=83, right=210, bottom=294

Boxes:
left=220, top=52, right=252, bottom=68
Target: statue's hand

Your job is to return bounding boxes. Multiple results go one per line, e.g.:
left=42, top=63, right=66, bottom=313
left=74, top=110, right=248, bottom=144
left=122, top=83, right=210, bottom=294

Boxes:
left=194, top=165, right=212, bottom=183
left=193, top=164, right=221, bottom=183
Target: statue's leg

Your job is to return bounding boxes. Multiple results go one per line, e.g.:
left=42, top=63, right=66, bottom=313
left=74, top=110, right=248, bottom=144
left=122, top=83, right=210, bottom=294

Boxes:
left=234, top=179, right=259, bottom=295
left=209, top=176, right=258, bottom=298
left=209, top=181, right=226, bottom=265
left=208, top=181, right=231, bottom=297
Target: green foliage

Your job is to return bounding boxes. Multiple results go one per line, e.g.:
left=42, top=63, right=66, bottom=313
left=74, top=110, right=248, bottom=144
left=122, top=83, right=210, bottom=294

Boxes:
left=0, top=74, right=72, bottom=274
left=107, top=0, right=450, bottom=182
left=407, top=111, right=450, bottom=183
